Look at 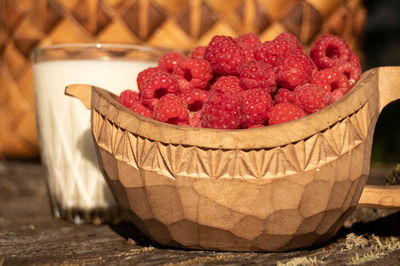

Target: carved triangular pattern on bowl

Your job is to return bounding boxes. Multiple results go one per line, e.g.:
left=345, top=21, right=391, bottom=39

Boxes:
left=92, top=101, right=371, bottom=180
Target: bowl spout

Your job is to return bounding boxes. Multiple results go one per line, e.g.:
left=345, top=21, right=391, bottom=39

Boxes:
left=65, top=84, right=92, bottom=110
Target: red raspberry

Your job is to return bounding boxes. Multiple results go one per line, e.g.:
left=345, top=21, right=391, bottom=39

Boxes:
left=177, top=111, right=203, bottom=127
left=240, top=88, right=273, bottom=128
left=211, top=76, right=244, bottom=94
left=267, top=103, right=306, bottom=125
left=310, top=34, right=352, bottom=69
left=191, top=46, right=207, bottom=59
left=141, top=72, right=179, bottom=109
left=130, top=102, right=153, bottom=119
left=137, top=67, right=161, bottom=93
left=274, top=33, right=302, bottom=50
left=237, top=33, right=261, bottom=49
left=118, top=89, right=140, bottom=108
left=350, top=53, right=361, bottom=68
left=189, top=111, right=202, bottom=127
left=248, top=124, right=264, bottom=128
left=255, top=37, right=302, bottom=67
left=293, top=83, right=331, bottom=114
left=177, top=121, right=190, bottom=127
left=330, top=89, right=346, bottom=104
left=236, top=33, right=261, bottom=62
left=154, top=94, right=189, bottom=125
left=239, top=60, right=276, bottom=94
left=180, top=88, right=209, bottom=112
left=173, top=57, right=212, bottom=92
left=276, top=50, right=317, bottom=90
left=201, top=90, right=243, bottom=129
left=158, top=52, right=185, bottom=73
left=309, top=68, right=350, bottom=93
left=204, top=35, right=244, bottom=76
left=274, top=88, right=294, bottom=104
left=332, top=60, right=361, bottom=87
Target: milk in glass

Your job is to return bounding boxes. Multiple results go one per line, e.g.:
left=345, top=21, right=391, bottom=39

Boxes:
left=34, top=58, right=156, bottom=224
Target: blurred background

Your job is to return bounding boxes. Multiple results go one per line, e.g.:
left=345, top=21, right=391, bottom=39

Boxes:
left=0, top=0, right=399, bottom=166
left=364, top=0, right=400, bottom=165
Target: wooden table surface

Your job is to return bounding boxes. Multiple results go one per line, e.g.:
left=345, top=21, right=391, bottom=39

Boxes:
left=1, top=160, right=400, bottom=265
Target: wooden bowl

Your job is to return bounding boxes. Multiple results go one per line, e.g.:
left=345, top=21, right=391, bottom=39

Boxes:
left=66, top=66, right=400, bottom=252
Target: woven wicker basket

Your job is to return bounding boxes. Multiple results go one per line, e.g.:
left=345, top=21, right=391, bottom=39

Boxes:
left=0, top=0, right=366, bottom=158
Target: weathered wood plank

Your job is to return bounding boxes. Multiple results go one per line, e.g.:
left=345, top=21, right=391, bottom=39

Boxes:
left=1, top=161, right=400, bottom=265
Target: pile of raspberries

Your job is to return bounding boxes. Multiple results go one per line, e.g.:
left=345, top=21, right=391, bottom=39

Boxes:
left=118, top=33, right=361, bottom=129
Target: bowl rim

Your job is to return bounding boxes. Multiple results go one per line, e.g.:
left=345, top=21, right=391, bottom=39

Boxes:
left=91, top=68, right=377, bottom=150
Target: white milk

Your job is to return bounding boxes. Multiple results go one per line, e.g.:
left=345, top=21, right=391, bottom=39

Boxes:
left=34, top=59, right=156, bottom=220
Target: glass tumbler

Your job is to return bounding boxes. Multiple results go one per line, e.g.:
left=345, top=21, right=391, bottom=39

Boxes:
left=32, top=43, right=168, bottom=224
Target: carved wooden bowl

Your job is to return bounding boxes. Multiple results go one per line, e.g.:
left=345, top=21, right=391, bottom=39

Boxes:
left=66, top=66, right=400, bottom=252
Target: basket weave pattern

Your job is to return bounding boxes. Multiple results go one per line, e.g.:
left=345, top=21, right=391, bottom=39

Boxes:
left=0, top=0, right=365, bottom=157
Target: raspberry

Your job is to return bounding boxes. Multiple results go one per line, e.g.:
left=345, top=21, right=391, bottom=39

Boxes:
left=201, top=90, right=243, bottom=129
left=239, top=60, right=276, bottom=94
left=137, top=67, right=161, bottom=93
left=173, top=57, right=212, bottom=92
left=330, top=89, right=346, bottom=104
left=191, top=46, right=207, bottom=59
left=178, top=111, right=203, bottom=127
left=177, top=121, right=190, bottom=127
left=237, top=33, right=261, bottom=49
left=309, top=68, right=350, bottom=93
left=255, top=37, right=302, bottom=67
left=310, top=34, right=352, bottom=69
left=274, top=33, right=302, bottom=50
left=236, top=33, right=261, bottom=62
left=118, top=89, right=140, bottom=108
left=154, top=94, right=189, bottom=125
left=240, top=88, right=273, bottom=128
left=180, top=88, right=209, bottom=112
left=141, top=72, right=179, bottom=109
left=130, top=102, right=153, bottom=119
left=211, top=76, right=244, bottom=94
left=267, top=103, right=306, bottom=125
left=204, top=35, right=244, bottom=76
left=128, top=33, right=361, bottom=129
left=248, top=124, right=264, bottom=128
left=158, top=52, right=185, bottom=73
left=332, top=60, right=361, bottom=86
left=189, top=111, right=202, bottom=127
left=350, top=53, right=361, bottom=68
left=274, top=88, right=294, bottom=104
left=276, top=50, right=317, bottom=90
left=293, top=83, right=331, bottom=114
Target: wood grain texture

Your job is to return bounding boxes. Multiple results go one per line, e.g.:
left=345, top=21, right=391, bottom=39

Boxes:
left=2, top=161, right=400, bottom=264
left=65, top=66, right=400, bottom=251
left=359, top=186, right=400, bottom=209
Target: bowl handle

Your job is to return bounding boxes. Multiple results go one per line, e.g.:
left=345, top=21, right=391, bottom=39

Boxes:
left=377, top=66, right=400, bottom=112
left=358, top=66, right=400, bottom=209
left=359, top=186, right=400, bottom=209
left=65, top=84, right=92, bottom=110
